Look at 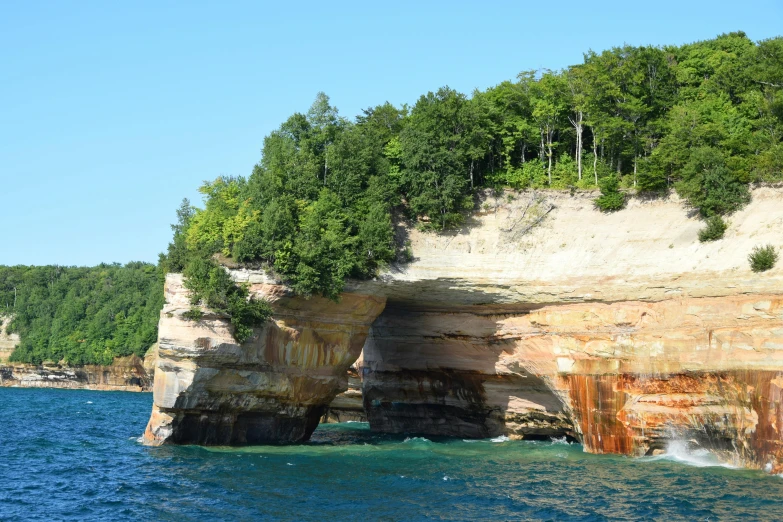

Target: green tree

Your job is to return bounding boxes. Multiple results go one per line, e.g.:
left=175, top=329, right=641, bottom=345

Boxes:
left=676, top=146, right=751, bottom=217
left=399, top=87, right=474, bottom=229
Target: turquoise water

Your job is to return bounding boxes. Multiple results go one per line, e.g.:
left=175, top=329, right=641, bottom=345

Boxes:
left=1, top=389, right=782, bottom=521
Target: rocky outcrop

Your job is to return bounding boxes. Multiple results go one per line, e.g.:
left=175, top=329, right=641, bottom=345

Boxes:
left=0, top=316, right=19, bottom=363
left=144, top=188, right=783, bottom=471
left=0, top=354, right=152, bottom=391
left=143, top=274, right=385, bottom=445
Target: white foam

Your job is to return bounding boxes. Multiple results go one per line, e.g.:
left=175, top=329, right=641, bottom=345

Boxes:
left=490, top=435, right=510, bottom=443
left=650, top=440, right=737, bottom=469
left=403, top=437, right=431, bottom=443
left=86, top=401, right=93, bottom=404
left=442, top=475, right=449, bottom=481
left=550, top=436, right=571, bottom=445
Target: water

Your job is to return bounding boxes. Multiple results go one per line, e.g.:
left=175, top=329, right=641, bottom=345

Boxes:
left=1, top=389, right=782, bottom=521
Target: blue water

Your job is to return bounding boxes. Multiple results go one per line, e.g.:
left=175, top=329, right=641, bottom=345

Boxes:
left=1, top=389, right=782, bottom=521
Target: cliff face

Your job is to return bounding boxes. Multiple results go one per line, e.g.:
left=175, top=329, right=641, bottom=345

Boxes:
left=0, top=355, right=152, bottom=391
left=143, top=274, right=385, bottom=445
left=144, top=188, right=783, bottom=471
left=0, top=316, right=19, bottom=363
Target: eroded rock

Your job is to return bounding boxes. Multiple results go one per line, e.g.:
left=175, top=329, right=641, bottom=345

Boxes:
left=143, top=274, right=385, bottom=445
left=143, top=188, right=783, bottom=471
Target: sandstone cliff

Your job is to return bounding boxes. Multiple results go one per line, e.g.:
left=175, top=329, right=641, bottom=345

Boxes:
left=143, top=274, right=384, bottom=445
left=0, top=355, right=152, bottom=391
left=144, top=188, right=783, bottom=471
left=0, top=316, right=19, bottom=363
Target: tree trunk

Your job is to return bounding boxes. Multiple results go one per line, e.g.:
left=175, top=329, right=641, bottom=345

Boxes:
left=576, top=121, right=583, bottom=181
left=593, top=133, right=598, bottom=185
left=470, top=160, right=474, bottom=189
left=633, top=155, right=638, bottom=187
left=570, top=111, right=584, bottom=181
left=521, top=143, right=526, bottom=164
left=547, top=143, right=553, bottom=185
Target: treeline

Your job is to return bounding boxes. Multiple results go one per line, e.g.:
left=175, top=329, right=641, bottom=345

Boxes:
left=168, top=31, right=782, bottom=309
left=0, top=263, right=164, bottom=365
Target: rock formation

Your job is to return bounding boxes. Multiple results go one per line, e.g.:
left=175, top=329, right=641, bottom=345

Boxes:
left=0, top=316, right=19, bottom=363
left=0, top=354, right=152, bottom=391
left=143, top=188, right=783, bottom=471
left=143, top=273, right=385, bottom=445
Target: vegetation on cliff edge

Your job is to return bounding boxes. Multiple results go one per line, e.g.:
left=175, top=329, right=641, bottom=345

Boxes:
left=166, top=31, right=782, bottom=313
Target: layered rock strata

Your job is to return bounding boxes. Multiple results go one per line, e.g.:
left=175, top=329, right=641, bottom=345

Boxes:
left=144, top=188, right=783, bottom=471
left=354, top=188, right=783, bottom=471
left=321, top=364, right=366, bottom=423
left=0, top=354, right=152, bottom=391
left=143, top=274, right=385, bottom=445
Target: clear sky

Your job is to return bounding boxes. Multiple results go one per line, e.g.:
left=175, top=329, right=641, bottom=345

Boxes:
left=2, top=1, right=781, bottom=266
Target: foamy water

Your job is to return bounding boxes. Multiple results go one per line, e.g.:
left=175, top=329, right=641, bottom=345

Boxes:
left=646, top=440, right=738, bottom=469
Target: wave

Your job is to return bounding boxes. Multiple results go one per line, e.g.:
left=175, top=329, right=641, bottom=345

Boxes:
left=403, top=436, right=431, bottom=443
left=647, top=440, right=737, bottom=469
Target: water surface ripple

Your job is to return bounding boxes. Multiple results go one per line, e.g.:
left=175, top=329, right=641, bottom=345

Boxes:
left=0, top=388, right=781, bottom=521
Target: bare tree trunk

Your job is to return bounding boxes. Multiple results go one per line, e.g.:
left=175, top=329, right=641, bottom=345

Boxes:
left=576, top=122, right=582, bottom=180
left=633, top=155, right=638, bottom=187
left=547, top=144, right=553, bottom=185
left=569, top=111, right=584, bottom=181
left=593, top=132, right=598, bottom=185
left=470, top=160, right=474, bottom=189
left=520, top=143, right=526, bottom=164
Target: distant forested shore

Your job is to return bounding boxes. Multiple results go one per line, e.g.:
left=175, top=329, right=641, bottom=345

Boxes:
left=0, top=264, right=163, bottom=365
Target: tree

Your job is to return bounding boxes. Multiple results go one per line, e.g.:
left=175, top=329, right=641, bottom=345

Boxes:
left=676, top=146, right=750, bottom=217
left=399, top=87, right=473, bottom=228
left=523, top=70, right=567, bottom=184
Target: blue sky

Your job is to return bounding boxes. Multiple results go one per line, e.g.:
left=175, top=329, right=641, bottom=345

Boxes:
left=2, top=0, right=781, bottom=266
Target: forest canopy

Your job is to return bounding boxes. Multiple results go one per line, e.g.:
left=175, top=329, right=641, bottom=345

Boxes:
left=1, top=263, right=164, bottom=365
left=169, top=31, right=783, bottom=302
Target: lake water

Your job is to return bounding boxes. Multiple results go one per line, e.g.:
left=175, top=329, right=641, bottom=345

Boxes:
left=1, top=388, right=781, bottom=521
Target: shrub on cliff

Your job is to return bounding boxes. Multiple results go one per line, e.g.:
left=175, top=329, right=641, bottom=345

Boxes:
left=698, top=216, right=728, bottom=242
left=676, top=147, right=751, bottom=218
left=182, top=258, right=272, bottom=343
left=749, top=245, right=778, bottom=272
left=594, top=175, right=625, bottom=212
